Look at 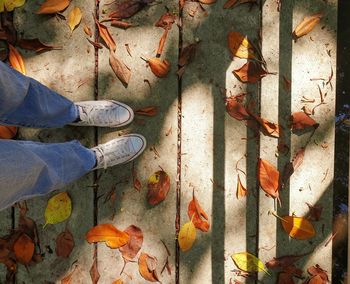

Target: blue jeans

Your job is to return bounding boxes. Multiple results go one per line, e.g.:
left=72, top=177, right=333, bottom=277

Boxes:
left=0, top=61, right=96, bottom=210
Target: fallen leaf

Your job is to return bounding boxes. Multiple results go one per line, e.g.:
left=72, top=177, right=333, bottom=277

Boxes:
left=254, top=116, right=280, bottom=138
left=293, top=13, right=323, bottom=41
left=223, top=0, right=239, bottom=8
left=109, top=0, right=154, bottom=19
left=233, top=61, right=269, bottom=83
left=178, top=219, right=196, bottom=252
left=119, top=225, right=143, bottom=261
left=94, top=16, right=116, bottom=51
left=135, top=106, right=158, bottom=117
left=132, top=162, right=141, bottom=191
left=17, top=38, right=62, bottom=52
left=231, top=252, right=270, bottom=275
left=147, top=170, right=170, bottom=206
left=148, top=57, right=170, bottom=78
left=258, top=159, right=280, bottom=199
left=68, top=7, right=82, bottom=32
left=236, top=174, right=247, bottom=198
left=112, top=279, right=123, bottom=284
left=138, top=252, right=160, bottom=282
left=109, top=49, right=131, bottom=87
left=228, top=31, right=257, bottom=59
left=84, top=24, right=92, bottom=37
left=111, top=20, right=135, bottom=29
left=90, top=250, right=100, bottom=284
left=155, top=12, right=176, bottom=30
left=291, top=112, right=319, bottom=130
left=36, top=0, right=70, bottom=14
left=0, top=126, right=17, bottom=139
left=156, top=29, right=168, bottom=57
left=199, top=0, right=217, bottom=4
left=2, top=0, right=25, bottom=12
left=306, top=203, right=323, bottom=222
left=266, top=252, right=310, bottom=269
left=282, top=147, right=305, bottom=185
left=277, top=272, right=295, bottom=284
left=177, top=42, right=198, bottom=77
left=44, top=192, right=72, bottom=228
left=60, top=265, right=78, bottom=284
left=225, top=95, right=250, bottom=121
left=8, top=44, right=25, bottom=74
left=86, top=224, right=129, bottom=249
left=188, top=191, right=210, bottom=232
left=306, top=264, right=329, bottom=283
left=56, top=228, right=74, bottom=258
left=13, top=233, right=34, bottom=264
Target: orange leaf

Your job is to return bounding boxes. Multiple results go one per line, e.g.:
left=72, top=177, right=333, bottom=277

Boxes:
left=188, top=191, right=210, bottom=232
left=228, top=31, right=256, bottom=59
left=112, top=279, right=123, bottom=284
left=8, top=44, right=25, bottom=74
left=36, top=0, right=70, bottom=14
left=94, top=16, right=116, bottom=51
left=223, top=0, right=239, bottom=8
left=258, top=159, right=280, bottom=199
left=135, top=106, right=158, bottom=117
left=280, top=215, right=315, bottom=240
left=291, top=112, right=319, bottom=130
left=0, top=126, right=17, bottom=139
left=138, top=252, right=160, bottom=282
left=236, top=174, right=247, bottom=199
left=250, top=114, right=280, bottom=138
left=148, top=58, right=170, bottom=78
left=225, top=96, right=250, bottom=121
left=233, top=61, right=268, bottom=83
left=14, top=234, right=34, bottom=264
left=293, top=13, right=323, bottom=41
left=86, top=224, right=129, bottom=249
left=199, top=0, right=217, bottom=4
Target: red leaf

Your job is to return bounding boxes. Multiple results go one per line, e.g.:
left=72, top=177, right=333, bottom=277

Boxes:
left=225, top=96, right=250, bottom=121
left=188, top=192, right=210, bottom=232
left=119, top=225, right=143, bottom=261
left=147, top=170, right=171, bottom=206
left=56, top=228, right=74, bottom=258
left=135, top=106, right=158, bottom=117
left=291, top=112, right=319, bottom=130
left=233, top=61, right=269, bottom=83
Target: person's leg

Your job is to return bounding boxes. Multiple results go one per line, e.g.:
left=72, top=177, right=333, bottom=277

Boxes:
left=0, top=139, right=96, bottom=210
left=0, top=61, right=78, bottom=128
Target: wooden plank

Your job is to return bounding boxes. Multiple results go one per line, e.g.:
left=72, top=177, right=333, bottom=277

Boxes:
left=96, top=1, right=178, bottom=283
left=180, top=2, right=261, bottom=283
left=13, top=1, right=96, bottom=282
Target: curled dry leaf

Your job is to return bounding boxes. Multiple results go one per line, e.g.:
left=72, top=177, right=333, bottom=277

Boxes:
left=68, top=7, right=82, bottom=32
left=188, top=191, right=210, bottom=232
left=236, top=174, right=247, bottom=199
left=291, top=112, right=319, bottom=130
left=36, top=0, right=70, bottom=14
left=177, top=42, right=199, bottom=77
left=156, top=29, right=169, bottom=57
left=86, top=224, right=129, bottom=248
left=119, top=225, right=143, bottom=261
left=111, top=20, right=135, bottom=29
left=14, top=233, right=34, bottom=264
left=147, top=170, right=170, bottom=206
left=228, top=31, right=257, bottom=60
left=18, top=38, right=62, bottom=53
left=178, top=219, right=196, bottom=252
left=251, top=114, right=280, bottom=138
left=94, top=16, right=116, bottom=51
left=109, top=50, right=131, bottom=87
left=109, top=0, right=154, bottom=19
left=282, top=147, right=305, bottom=185
left=84, top=25, right=93, bottom=37
left=293, top=13, right=323, bottom=41
left=225, top=95, right=250, bottom=121
left=44, top=192, right=72, bottom=228
left=8, top=44, right=25, bottom=74
left=231, top=252, right=270, bottom=275
left=148, top=58, right=170, bottom=78
left=138, top=252, right=160, bottom=282
left=258, top=159, right=280, bottom=199
left=0, top=126, right=17, bottom=139
left=233, top=61, right=269, bottom=83
left=305, top=264, right=329, bottom=283
left=135, top=106, right=158, bottom=116
left=56, top=228, right=74, bottom=258
left=155, top=12, right=176, bottom=30
left=266, top=252, right=310, bottom=269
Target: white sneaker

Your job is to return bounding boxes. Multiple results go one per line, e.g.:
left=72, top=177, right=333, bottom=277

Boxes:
left=71, top=100, right=134, bottom=127
left=91, top=134, right=147, bottom=169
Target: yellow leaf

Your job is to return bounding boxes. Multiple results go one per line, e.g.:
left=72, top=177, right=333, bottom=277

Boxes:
left=293, top=13, right=323, bottom=41
left=178, top=219, right=196, bottom=252
left=281, top=215, right=316, bottom=240
left=4, top=0, right=25, bottom=11
left=44, top=192, right=72, bottom=228
left=231, top=252, right=270, bottom=275
left=228, top=31, right=257, bottom=60
left=68, top=6, right=82, bottom=32
left=8, top=44, right=25, bottom=75
left=236, top=174, right=247, bottom=199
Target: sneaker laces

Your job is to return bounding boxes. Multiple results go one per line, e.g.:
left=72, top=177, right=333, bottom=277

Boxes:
left=79, top=104, right=120, bottom=126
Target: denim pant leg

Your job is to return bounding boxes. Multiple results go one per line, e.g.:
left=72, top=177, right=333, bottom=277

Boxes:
left=0, top=61, right=78, bottom=128
left=0, top=139, right=96, bottom=210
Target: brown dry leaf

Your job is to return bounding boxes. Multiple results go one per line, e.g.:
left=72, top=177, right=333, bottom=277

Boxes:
left=36, top=0, right=70, bottom=14
left=277, top=272, right=295, bottom=284
left=111, top=20, right=134, bottom=29
left=119, top=225, right=143, bottom=261
left=225, top=95, right=250, bottom=121
left=236, top=174, right=247, bottom=199
left=306, top=264, right=329, bottom=283
left=223, top=0, right=239, bottom=8
left=68, top=7, right=82, bottom=32
left=233, top=61, right=269, bottom=83
left=248, top=112, right=280, bottom=138
left=109, top=49, right=131, bottom=87
left=60, top=265, right=78, bottom=284
left=138, top=252, right=160, bottom=282
left=228, top=31, right=257, bottom=59
left=112, top=279, right=123, bottom=284
left=135, top=106, right=158, bottom=117
left=0, top=126, right=17, bottom=139
left=8, top=44, right=25, bottom=74
left=109, top=0, right=154, bottom=19
left=156, top=29, right=169, bottom=57
left=86, top=224, right=129, bottom=248
left=155, top=12, right=176, bottom=30
left=90, top=250, right=100, bottom=284
left=56, top=228, right=74, bottom=258
left=147, top=170, right=170, bottom=206
left=94, top=16, right=116, bottom=51
left=18, top=38, right=62, bottom=52
left=293, top=13, right=323, bottom=41
left=13, top=233, right=34, bottom=264
left=199, top=0, right=217, bottom=4
left=131, top=162, right=142, bottom=191
left=266, top=252, right=310, bottom=269
left=188, top=191, right=210, bottom=232
left=177, top=42, right=198, bottom=77
left=306, top=203, right=323, bottom=222
left=148, top=57, right=170, bottom=78
left=282, top=147, right=305, bottom=185
left=84, top=25, right=93, bottom=37
left=291, top=112, right=319, bottom=130
left=258, top=159, right=280, bottom=199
